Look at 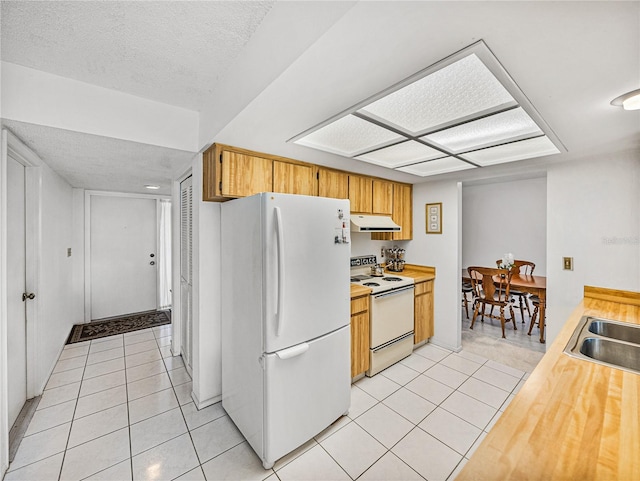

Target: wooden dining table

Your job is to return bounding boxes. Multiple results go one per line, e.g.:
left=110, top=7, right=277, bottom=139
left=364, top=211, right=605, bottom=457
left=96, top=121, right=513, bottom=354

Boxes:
left=462, top=268, right=547, bottom=343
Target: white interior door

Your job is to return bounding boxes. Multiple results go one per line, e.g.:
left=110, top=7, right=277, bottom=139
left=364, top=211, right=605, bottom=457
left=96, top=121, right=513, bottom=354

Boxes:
left=7, top=156, right=27, bottom=428
left=90, top=195, right=157, bottom=320
left=179, top=177, right=193, bottom=371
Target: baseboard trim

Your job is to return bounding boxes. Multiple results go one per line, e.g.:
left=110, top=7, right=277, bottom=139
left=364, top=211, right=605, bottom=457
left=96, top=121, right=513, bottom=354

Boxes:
left=191, top=390, right=221, bottom=410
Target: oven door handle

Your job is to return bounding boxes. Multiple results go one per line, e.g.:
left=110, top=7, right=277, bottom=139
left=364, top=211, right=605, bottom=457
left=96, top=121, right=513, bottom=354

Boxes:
left=373, top=285, right=415, bottom=299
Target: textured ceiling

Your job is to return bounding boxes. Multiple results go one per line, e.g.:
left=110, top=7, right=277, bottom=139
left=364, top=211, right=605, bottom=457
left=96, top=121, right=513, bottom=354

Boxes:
left=3, top=120, right=194, bottom=195
left=1, top=1, right=638, bottom=194
left=1, top=0, right=275, bottom=111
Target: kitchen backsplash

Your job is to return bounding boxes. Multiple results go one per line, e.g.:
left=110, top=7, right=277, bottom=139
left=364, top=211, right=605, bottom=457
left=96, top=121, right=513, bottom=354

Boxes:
left=350, top=232, right=410, bottom=263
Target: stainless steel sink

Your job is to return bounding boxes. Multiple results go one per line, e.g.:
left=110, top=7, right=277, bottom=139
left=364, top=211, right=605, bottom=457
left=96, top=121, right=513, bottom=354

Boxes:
left=564, top=316, right=640, bottom=374
left=587, top=319, right=640, bottom=344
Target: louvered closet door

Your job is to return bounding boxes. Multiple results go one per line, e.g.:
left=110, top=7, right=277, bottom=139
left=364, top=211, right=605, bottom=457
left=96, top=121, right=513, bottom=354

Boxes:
left=180, top=176, right=193, bottom=372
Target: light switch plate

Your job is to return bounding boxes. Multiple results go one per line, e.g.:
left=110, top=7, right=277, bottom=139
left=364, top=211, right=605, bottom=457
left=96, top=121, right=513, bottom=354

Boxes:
left=563, top=257, right=573, bottom=270
left=67, top=248, right=72, bottom=257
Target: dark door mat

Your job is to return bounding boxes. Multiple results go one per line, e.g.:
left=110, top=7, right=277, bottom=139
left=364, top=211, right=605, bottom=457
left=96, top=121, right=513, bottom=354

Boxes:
left=66, top=310, right=171, bottom=344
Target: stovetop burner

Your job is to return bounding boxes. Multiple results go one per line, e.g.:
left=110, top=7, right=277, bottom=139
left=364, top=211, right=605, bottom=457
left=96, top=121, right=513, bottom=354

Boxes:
left=363, top=282, right=380, bottom=287
left=382, top=277, right=403, bottom=282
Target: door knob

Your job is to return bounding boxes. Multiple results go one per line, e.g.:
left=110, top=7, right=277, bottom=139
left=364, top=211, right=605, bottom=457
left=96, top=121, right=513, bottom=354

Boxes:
left=150, top=261, right=156, bottom=266
left=22, top=292, right=35, bottom=301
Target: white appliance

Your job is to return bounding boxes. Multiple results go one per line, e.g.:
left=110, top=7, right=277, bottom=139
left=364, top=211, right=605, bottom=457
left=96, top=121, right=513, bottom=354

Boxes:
left=350, top=257, right=415, bottom=376
left=221, top=193, right=351, bottom=469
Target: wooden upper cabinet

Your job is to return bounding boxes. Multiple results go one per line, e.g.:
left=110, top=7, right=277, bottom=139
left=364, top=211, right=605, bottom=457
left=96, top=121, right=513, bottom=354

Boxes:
left=371, top=182, right=413, bottom=241
left=348, top=175, right=373, bottom=213
left=318, top=168, right=348, bottom=199
left=393, top=183, right=412, bottom=240
left=372, top=180, right=393, bottom=215
left=273, top=161, right=317, bottom=196
left=221, top=151, right=273, bottom=198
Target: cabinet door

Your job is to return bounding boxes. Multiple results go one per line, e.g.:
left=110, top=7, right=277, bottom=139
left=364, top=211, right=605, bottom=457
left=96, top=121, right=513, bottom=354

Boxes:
left=221, top=151, right=273, bottom=198
left=372, top=180, right=393, bottom=215
left=273, top=161, right=317, bottom=196
left=348, top=175, right=373, bottom=213
left=414, top=280, right=434, bottom=344
left=318, top=168, right=348, bottom=199
left=391, top=183, right=412, bottom=241
left=371, top=182, right=413, bottom=241
left=350, top=309, right=370, bottom=377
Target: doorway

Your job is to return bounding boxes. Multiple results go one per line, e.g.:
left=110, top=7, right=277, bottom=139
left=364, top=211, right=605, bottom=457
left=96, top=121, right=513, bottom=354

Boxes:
left=1, top=129, right=43, bottom=473
left=6, top=155, right=27, bottom=431
left=85, top=192, right=171, bottom=322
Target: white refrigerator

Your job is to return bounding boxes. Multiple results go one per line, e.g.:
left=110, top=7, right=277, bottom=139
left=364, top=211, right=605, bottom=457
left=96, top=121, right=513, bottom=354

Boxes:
left=221, top=193, right=351, bottom=469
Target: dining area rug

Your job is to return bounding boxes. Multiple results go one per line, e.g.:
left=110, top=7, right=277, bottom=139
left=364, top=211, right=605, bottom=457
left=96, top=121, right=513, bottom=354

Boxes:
left=66, top=310, right=171, bottom=344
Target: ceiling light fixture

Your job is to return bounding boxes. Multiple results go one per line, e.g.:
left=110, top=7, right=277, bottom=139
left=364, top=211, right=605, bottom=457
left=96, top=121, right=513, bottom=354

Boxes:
left=145, top=184, right=161, bottom=190
left=290, top=40, right=564, bottom=177
left=611, top=88, right=640, bottom=110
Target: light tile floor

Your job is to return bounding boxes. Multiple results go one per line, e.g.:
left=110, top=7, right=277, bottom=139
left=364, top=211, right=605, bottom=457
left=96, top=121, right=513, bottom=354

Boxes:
left=4, top=326, right=534, bottom=481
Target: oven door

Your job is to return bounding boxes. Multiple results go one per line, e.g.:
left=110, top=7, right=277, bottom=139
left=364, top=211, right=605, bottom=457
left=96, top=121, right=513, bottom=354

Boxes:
left=370, top=285, right=415, bottom=349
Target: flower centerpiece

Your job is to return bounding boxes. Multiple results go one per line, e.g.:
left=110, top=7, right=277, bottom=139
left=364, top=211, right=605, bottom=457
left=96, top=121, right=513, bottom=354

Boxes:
left=499, top=253, right=515, bottom=271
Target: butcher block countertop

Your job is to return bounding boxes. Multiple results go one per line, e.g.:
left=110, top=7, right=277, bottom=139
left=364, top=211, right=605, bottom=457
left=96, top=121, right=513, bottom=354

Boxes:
left=350, top=283, right=372, bottom=298
left=392, top=264, right=436, bottom=283
left=457, top=286, right=640, bottom=481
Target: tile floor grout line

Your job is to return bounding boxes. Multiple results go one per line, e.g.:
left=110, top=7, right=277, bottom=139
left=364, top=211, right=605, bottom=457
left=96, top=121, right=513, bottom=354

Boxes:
left=55, top=336, right=92, bottom=481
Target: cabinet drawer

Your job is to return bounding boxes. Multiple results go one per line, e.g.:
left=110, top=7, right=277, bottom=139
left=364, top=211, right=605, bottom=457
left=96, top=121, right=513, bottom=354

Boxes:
left=351, top=296, right=369, bottom=315
left=415, top=281, right=433, bottom=296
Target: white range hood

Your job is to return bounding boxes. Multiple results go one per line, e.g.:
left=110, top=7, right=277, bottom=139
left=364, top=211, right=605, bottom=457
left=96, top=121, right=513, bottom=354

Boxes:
left=350, top=215, right=401, bottom=232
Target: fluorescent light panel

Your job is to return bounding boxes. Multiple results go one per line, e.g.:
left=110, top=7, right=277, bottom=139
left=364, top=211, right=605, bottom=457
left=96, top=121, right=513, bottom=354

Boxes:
left=422, top=107, right=543, bottom=153
left=354, top=141, right=444, bottom=168
left=460, top=136, right=560, bottom=166
left=358, top=54, right=515, bottom=135
left=291, top=41, right=563, bottom=177
left=397, top=157, right=476, bottom=177
left=294, top=114, right=402, bottom=157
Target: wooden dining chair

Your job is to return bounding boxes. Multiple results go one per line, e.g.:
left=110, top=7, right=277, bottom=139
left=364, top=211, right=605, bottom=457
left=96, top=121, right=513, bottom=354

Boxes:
left=495, top=259, right=535, bottom=323
left=468, top=266, right=516, bottom=338
left=462, top=281, right=474, bottom=319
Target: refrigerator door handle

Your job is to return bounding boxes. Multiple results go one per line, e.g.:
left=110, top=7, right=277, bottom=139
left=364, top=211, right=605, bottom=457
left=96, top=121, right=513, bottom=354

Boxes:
left=275, top=342, right=309, bottom=360
left=274, top=206, right=285, bottom=336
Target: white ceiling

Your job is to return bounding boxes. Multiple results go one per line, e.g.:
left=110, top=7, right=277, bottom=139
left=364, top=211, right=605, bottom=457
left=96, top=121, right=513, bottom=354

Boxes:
left=1, top=1, right=639, bottom=195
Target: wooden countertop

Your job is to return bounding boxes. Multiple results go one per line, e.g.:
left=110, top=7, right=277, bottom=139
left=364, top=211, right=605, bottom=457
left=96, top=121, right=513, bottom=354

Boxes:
left=387, top=264, right=436, bottom=283
left=457, top=286, right=640, bottom=481
left=350, top=283, right=372, bottom=298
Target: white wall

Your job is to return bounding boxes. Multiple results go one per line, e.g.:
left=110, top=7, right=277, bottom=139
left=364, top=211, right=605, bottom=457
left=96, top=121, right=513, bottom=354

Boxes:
left=36, top=164, right=75, bottom=391
left=462, top=176, right=547, bottom=275
left=409, top=180, right=462, bottom=352
left=71, top=188, right=85, bottom=323
left=546, top=152, right=640, bottom=345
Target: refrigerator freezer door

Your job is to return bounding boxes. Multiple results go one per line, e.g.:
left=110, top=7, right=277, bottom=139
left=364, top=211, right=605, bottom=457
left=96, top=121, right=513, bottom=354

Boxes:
left=262, top=325, right=350, bottom=468
left=262, top=194, right=350, bottom=354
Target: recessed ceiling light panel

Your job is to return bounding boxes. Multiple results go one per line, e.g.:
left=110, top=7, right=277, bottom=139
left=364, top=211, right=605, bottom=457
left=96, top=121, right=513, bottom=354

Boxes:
left=354, top=141, right=445, bottom=168
left=358, top=54, right=515, bottom=135
left=396, top=157, right=476, bottom=177
left=460, top=136, right=559, bottom=166
left=422, top=107, right=543, bottom=153
left=293, top=114, right=403, bottom=157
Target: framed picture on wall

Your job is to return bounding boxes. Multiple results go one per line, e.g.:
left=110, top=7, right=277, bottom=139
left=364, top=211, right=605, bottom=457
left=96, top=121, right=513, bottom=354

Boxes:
left=426, top=202, right=442, bottom=234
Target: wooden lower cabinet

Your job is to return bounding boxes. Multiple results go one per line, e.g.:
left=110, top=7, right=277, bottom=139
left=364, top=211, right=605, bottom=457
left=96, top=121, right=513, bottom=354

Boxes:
left=350, top=294, right=370, bottom=378
left=414, top=280, right=434, bottom=343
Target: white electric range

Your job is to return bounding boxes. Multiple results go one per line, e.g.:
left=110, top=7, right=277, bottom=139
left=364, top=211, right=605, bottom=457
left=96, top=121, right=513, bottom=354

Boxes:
left=350, top=256, right=415, bottom=376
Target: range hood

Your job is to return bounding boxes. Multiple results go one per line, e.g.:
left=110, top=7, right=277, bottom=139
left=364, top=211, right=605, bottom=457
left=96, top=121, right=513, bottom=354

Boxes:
left=350, top=215, right=401, bottom=232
